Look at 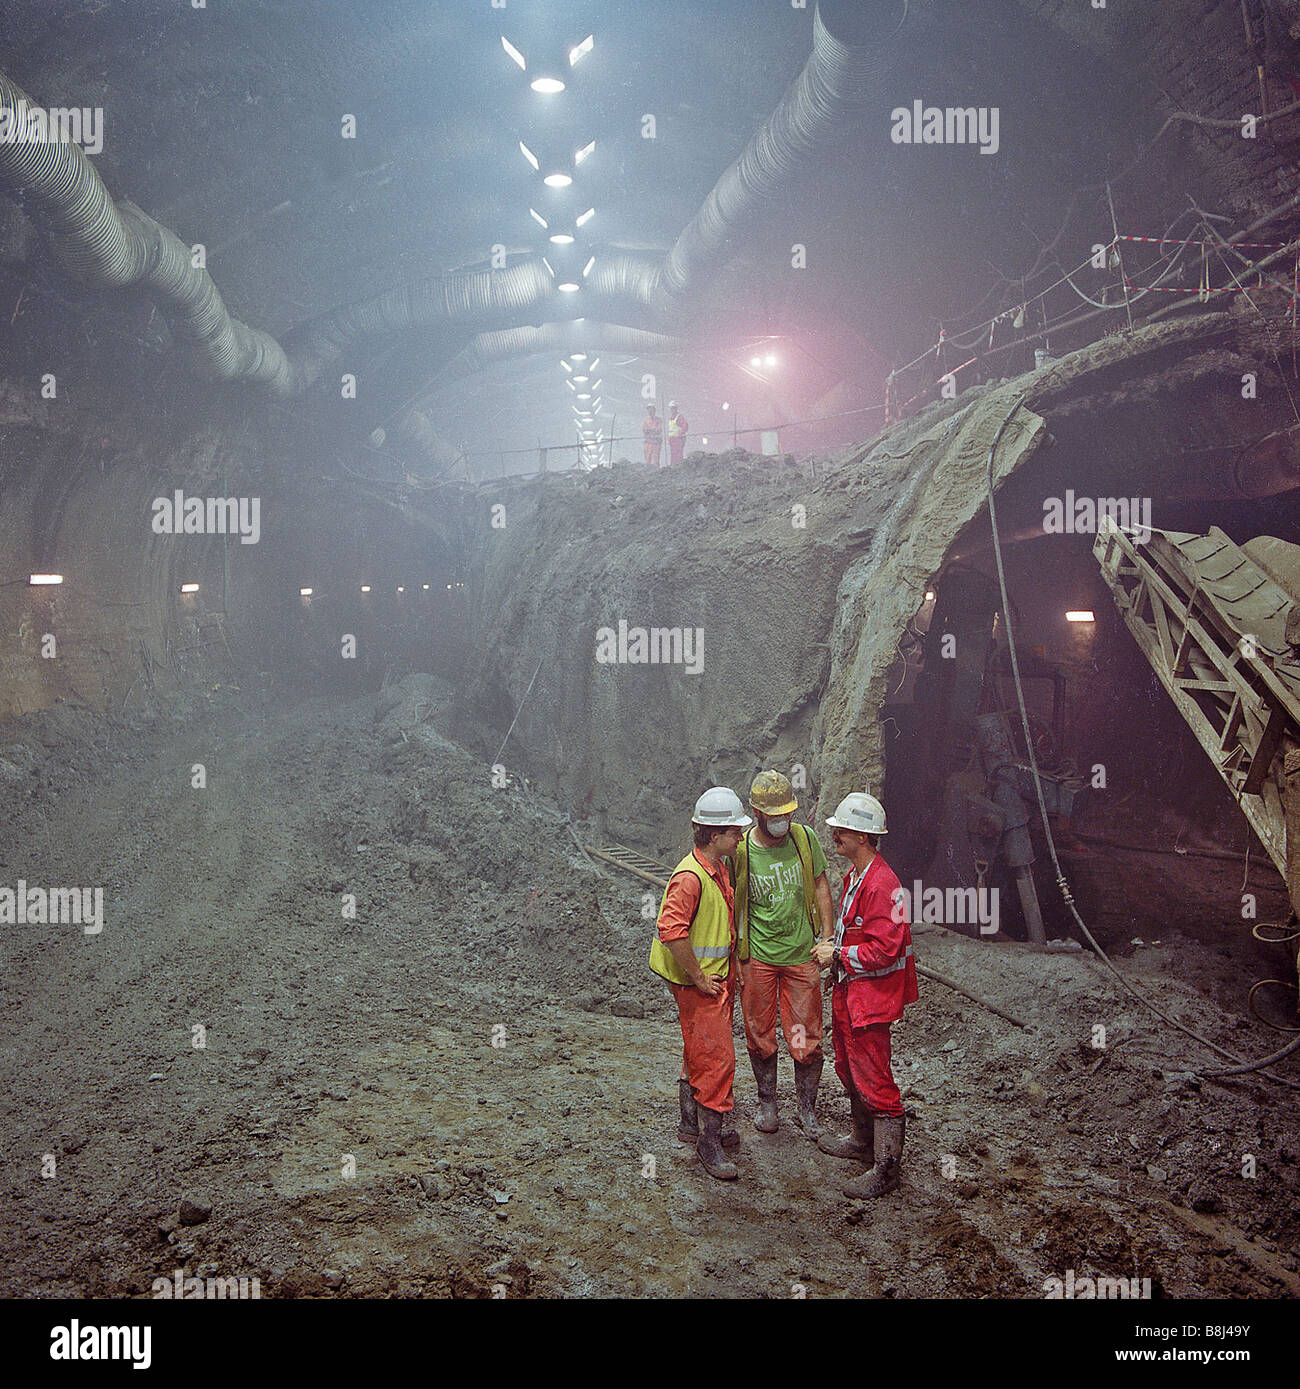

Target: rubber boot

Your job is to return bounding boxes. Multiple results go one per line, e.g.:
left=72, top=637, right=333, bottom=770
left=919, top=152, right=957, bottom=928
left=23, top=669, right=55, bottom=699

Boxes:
left=696, top=1104, right=739, bottom=1180
left=792, top=1055, right=823, bottom=1140
left=750, top=1051, right=779, bottom=1133
left=677, top=1080, right=698, bottom=1144
left=843, top=1113, right=904, bottom=1199
left=679, top=1080, right=739, bottom=1148
left=817, top=1090, right=873, bottom=1162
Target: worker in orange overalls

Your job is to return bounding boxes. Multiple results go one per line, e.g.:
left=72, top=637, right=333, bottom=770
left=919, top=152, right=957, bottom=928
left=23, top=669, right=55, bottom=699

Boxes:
left=734, top=770, right=834, bottom=1140
left=649, top=787, right=752, bottom=1180
left=813, top=792, right=919, bottom=1199
left=666, top=401, right=688, bottom=465
left=642, top=403, right=664, bottom=467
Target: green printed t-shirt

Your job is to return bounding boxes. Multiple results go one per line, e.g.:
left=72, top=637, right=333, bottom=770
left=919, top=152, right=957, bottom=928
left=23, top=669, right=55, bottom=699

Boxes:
left=745, top=826, right=828, bottom=966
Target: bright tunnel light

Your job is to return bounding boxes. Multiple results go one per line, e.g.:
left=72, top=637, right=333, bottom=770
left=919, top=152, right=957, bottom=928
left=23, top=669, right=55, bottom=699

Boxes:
left=519, top=141, right=540, bottom=170
left=576, top=207, right=596, bottom=227
left=569, top=34, right=595, bottom=65
left=29, top=573, right=63, bottom=585
left=544, top=172, right=573, bottom=188
left=558, top=281, right=580, bottom=292
left=1066, top=611, right=1095, bottom=624
left=299, top=587, right=313, bottom=597
left=529, top=208, right=548, bottom=228
left=575, top=140, right=595, bottom=165
left=179, top=582, right=199, bottom=594
left=550, top=233, right=574, bottom=244
left=361, top=585, right=371, bottom=593
left=531, top=76, right=565, bottom=93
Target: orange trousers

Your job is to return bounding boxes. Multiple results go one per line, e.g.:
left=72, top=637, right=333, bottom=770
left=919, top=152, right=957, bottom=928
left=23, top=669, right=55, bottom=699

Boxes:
left=643, top=439, right=662, bottom=466
left=669, top=967, right=737, bottom=1113
left=740, top=957, right=823, bottom=1063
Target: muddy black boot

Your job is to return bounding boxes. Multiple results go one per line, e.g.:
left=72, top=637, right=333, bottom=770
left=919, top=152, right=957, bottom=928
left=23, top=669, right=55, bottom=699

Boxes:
left=677, top=1080, right=698, bottom=1144
left=792, top=1055, right=823, bottom=1140
left=817, top=1090, right=873, bottom=1163
left=680, top=1080, right=737, bottom=1147
left=749, top=1051, right=779, bottom=1133
left=843, top=1113, right=904, bottom=1199
left=696, top=1104, right=739, bottom=1180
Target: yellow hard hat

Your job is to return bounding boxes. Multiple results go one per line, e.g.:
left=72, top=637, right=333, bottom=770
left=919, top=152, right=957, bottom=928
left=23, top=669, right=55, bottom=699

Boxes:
left=749, top=769, right=797, bottom=816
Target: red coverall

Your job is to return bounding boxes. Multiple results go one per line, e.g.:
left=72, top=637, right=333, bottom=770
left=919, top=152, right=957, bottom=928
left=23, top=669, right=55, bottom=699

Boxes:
left=830, top=853, right=919, bottom=1116
left=657, top=849, right=737, bottom=1112
left=642, top=414, right=664, bottom=467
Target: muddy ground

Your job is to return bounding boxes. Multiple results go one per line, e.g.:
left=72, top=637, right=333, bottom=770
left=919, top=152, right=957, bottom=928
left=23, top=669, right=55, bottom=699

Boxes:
left=1, top=680, right=1298, bottom=1298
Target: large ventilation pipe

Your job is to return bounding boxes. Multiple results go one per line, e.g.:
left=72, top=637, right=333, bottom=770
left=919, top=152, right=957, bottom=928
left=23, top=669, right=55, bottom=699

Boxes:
left=0, top=1, right=904, bottom=394
left=0, top=70, right=296, bottom=393
left=641, top=0, right=906, bottom=319
left=420, top=321, right=685, bottom=393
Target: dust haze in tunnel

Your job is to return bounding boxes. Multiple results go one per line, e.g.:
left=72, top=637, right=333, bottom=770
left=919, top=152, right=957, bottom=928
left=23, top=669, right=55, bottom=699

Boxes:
left=2, top=0, right=1300, bottom=1319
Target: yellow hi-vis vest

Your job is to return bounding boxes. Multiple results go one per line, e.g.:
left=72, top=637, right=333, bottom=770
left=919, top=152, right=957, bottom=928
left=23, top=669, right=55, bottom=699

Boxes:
left=731, top=823, right=817, bottom=963
left=648, top=853, right=732, bottom=985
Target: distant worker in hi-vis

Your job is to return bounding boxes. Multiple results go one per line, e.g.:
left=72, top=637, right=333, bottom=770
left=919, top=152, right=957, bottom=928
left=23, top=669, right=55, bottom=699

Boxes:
left=813, top=792, right=918, bottom=1199
left=649, top=787, right=751, bottom=1180
left=666, top=401, right=688, bottom=465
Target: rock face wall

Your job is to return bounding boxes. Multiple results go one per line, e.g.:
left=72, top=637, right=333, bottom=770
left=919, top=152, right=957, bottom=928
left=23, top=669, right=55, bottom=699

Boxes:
left=446, top=313, right=1298, bottom=857
left=445, top=393, right=1042, bottom=858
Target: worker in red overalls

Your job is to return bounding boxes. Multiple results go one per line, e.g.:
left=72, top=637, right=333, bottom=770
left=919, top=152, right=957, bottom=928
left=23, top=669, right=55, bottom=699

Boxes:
left=642, top=403, right=664, bottom=467
left=666, top=401, right=688, bottom=466
left=813, top=792, right=918, bottom=1199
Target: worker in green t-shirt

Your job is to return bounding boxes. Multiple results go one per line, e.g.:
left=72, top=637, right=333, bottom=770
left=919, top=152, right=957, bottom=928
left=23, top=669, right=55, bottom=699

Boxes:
left=733, top=770, right=834, bottom=1138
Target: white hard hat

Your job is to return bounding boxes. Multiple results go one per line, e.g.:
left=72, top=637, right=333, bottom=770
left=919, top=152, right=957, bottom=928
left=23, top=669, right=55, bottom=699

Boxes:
left=669, top=400, right=678, bottom=408
left=826, top=792, right=887, bottom=835
left=692, top=786, right=753, bottom=827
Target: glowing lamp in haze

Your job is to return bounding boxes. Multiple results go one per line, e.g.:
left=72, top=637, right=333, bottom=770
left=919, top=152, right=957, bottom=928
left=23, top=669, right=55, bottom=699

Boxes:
left=29, top=573, right=63, bottom=585
left=1066, top=611, right=1095, bottom=623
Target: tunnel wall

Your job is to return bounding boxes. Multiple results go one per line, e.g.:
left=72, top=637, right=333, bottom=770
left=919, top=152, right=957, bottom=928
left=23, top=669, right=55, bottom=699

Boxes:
left=0, top=394, right=266, bottom=721
left=446, top=314, right=1300, bottom=858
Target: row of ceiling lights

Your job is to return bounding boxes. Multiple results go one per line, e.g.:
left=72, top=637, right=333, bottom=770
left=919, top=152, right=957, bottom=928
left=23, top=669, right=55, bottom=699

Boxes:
left=501, top=30, right=605, bottom=465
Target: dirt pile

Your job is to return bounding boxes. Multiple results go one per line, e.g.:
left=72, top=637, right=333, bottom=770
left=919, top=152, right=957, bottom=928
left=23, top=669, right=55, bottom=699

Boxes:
left=2, top=681, right=1297, bottom=1298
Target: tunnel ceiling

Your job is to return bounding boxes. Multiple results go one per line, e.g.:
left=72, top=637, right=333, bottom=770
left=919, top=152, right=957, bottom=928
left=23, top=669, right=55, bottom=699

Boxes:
left=2, top=0, right=1298, bottom=471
